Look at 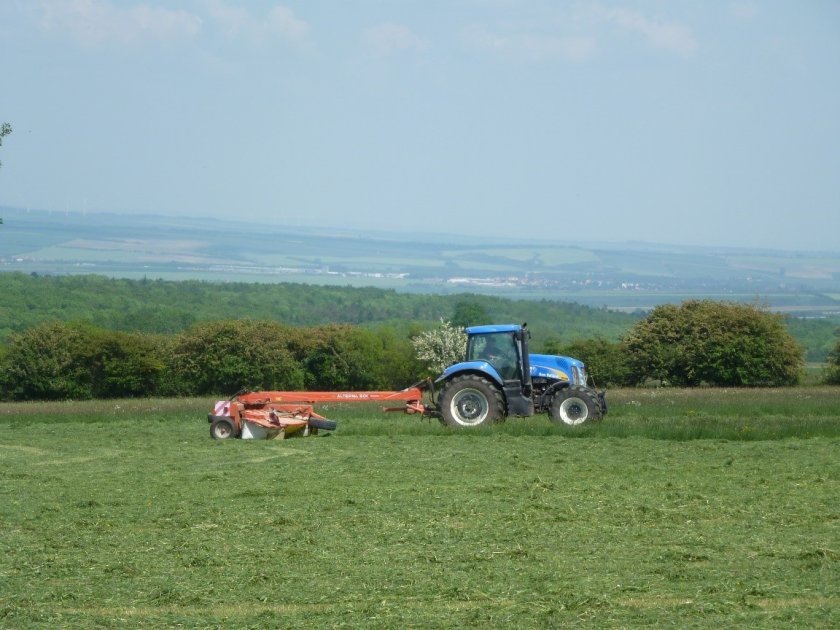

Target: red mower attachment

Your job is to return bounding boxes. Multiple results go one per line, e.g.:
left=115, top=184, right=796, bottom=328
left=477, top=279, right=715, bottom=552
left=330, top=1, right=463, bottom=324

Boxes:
left=208, top=384, right=429, bottom=440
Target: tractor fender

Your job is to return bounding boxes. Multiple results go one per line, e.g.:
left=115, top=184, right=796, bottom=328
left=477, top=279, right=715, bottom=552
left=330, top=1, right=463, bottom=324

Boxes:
left=537, top=380, right=570, bottom=408
left=435, top=361, right=505, bottom=388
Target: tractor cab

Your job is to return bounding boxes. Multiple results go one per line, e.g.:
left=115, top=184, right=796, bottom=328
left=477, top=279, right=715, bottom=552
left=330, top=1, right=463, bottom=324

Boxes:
left=465, top=327, right=526, bottom=379
left=462, top=324, right=534, bottom=417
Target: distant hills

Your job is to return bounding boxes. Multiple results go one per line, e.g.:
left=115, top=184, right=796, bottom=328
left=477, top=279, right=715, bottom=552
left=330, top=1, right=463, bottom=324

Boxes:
left=2, top=206, right=839, bottom=316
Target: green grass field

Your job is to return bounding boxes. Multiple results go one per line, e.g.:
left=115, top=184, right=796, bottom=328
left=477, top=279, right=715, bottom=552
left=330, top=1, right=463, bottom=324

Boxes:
left=1, top=389, right=839, bottom=628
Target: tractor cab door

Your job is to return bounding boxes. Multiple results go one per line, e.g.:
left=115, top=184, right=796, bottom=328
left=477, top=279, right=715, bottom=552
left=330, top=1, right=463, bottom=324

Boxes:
left=468, top=332, right=519, bottom=380
left=467, top=331, right=534, bottom=417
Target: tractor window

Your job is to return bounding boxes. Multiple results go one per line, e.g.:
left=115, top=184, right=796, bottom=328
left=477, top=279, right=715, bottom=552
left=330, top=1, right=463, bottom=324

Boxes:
left=469, top=333, right=518, bottom=380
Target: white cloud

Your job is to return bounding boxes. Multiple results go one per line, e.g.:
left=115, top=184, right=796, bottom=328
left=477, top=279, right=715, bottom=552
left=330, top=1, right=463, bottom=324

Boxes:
left=363, top=22, right=428, bottom=57
left=729, top=2, right=759, bottom=21
left=34, top=0, right=201, bottom=46
left=202, top=0, right=309, bottom=45
left=593, top=5, right=697, bottom=56
left=267, top=6, right=309, bottom=42
left=201, top=0, right=251, bottom=38
left=463, top=24, right=596, bottom=63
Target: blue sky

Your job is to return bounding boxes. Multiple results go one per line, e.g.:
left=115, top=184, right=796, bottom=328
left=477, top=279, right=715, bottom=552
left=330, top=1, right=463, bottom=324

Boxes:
left=1, top=0, right=838, bottom=251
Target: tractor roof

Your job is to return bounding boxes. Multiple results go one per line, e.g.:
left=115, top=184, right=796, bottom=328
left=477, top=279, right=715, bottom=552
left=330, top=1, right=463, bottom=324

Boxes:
left=464, top=324, right=522, bottom=335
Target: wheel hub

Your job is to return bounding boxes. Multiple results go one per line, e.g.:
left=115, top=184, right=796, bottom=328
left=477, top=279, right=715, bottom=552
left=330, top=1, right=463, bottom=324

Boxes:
left=560, top=397, right=588, bottom=425
left=450, top=388, right=489, bottom=425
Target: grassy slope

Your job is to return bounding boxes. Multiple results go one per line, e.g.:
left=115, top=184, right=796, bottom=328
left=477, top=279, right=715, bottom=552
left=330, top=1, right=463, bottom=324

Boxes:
left=1, top=389, right=839, bottom=628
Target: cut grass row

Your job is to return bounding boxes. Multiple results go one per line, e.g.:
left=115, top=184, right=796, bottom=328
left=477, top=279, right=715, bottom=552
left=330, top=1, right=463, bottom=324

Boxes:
left=1, top=388, right=838, bottom=627
left=4, top=387, right=840, bottom=439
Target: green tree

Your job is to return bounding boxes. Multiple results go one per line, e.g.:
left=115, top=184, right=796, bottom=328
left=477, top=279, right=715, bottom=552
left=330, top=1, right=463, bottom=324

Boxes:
left=621, top=300, right=804, bottom=387
left=0, top=321, right=166, bottom=400
left=0, top=321, right=92, bottom=400
left=166, top=320, right=305, bottom=396
left=824, top=331, right=840, bottom=385
left=85, top=329, right=167, bottom=398
left=282, top=323, right=422, bottom=390
left=369, top=326, right=425, bottom=389
left=544, top=337, right=633, bottom=387
left=451, top=301, right=490, bottom=328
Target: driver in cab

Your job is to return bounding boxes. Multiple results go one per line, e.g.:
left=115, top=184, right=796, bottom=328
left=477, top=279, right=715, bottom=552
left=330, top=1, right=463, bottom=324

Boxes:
left=480, top=336, right=517, bottom=380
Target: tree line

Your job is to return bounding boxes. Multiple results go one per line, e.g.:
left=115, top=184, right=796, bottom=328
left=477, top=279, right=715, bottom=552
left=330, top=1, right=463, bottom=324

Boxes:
left=2, top=272, right=837, bottom=362
left=0, top=299, right=835, bottom=401
left=0, top=320, right=424, bottom=401
left=0, top=272, right=633, bottom=347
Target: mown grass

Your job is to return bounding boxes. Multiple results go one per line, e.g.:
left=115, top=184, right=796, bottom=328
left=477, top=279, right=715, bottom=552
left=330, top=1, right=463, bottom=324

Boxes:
left=1, top=389, right=838, bottom=628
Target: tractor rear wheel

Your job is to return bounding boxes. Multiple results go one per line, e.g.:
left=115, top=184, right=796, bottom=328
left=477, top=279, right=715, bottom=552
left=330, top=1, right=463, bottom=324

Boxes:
left=439, top=375, right=504, bottom=427
left=210, top=417, right=237, bottom=440
left=549, top=386, right=602, bottom=426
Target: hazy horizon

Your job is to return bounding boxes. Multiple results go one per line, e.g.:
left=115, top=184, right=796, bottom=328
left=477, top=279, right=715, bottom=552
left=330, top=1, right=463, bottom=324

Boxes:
left=4, top=204, right=840, bottom=258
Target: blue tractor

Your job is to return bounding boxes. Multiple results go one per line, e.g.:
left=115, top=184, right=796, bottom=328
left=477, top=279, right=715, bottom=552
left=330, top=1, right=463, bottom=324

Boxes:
left=434, top=324, right=607, bottom=427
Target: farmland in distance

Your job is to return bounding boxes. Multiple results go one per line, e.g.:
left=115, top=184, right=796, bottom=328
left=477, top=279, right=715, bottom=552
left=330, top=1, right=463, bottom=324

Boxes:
left=2, top=207, right=839, bottom=316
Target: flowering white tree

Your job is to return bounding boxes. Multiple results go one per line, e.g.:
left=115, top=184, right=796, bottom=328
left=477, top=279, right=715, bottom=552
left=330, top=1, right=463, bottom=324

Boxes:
left=411, top=319, right=467, bottom=373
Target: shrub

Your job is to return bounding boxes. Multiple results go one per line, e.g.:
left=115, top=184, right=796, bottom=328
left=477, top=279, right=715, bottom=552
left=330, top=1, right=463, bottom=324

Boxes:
left=825, top=333, right=840, bottom=385
left=165, top=320, right=305, bottom=396
left=544, top=337, right=634, bottom=387
left=86, top=329, right=167, bottom=398
left=0, top=322, right=166, bottom=400
left=621, top=300, right=804, bottom=387
left=165, top=320, right=418, bottom=396
left=0, top=317, right=429, bottom=400
left=0, top=322, right=92, bottom=400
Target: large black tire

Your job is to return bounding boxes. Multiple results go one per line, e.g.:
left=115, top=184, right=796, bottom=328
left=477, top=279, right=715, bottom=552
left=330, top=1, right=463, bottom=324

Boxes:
left=439, top=375, right=505, bottom=427
left=549, top=386, right=603, bottom=426
left=210, top=417, right=237, bottom=440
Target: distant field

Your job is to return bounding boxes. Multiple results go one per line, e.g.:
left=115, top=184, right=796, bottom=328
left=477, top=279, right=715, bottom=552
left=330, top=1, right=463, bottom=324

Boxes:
left=725, top=255, right=840, bottom=280
left=20, top=245, right=219, bottom=265
left=443, top=248, right=600, bottom=266
left=517, top=291, right=840, bottom=311
left=3, top=208, right=840, bottom=322
left=1, top=388, right=838, bottom=627
left=252, top=254, right=447, bottom=270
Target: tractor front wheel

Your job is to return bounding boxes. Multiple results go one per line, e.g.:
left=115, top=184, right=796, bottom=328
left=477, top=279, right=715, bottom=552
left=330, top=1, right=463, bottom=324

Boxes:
left=439, top=375, right=504, bottom=427
left=549, top=386, right=602, bottom=426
